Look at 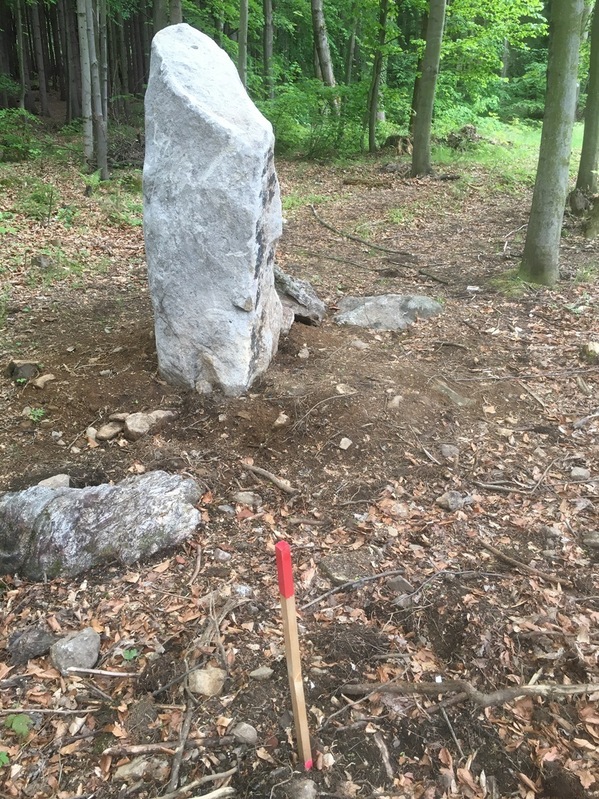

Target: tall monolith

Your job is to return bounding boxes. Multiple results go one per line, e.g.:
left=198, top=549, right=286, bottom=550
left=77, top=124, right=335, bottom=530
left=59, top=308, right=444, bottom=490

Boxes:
left=143, top=24, right=283, bottom=395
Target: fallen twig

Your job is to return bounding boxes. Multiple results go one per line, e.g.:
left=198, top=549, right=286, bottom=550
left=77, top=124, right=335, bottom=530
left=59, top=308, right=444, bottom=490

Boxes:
left=168, top=705, right=195, bottom=792
left=158, top=766, right=238, bottom=799
left=418, top=269, right=450, bottom=285
left=301, top=569, right=406, bottom=610
left=103, top=737, right=235, bottom=757
left=67, top=667, right=138, bottom=678
left=244, top=464, right=298, bottom=495
left=188, top=543, right=203, bottom=585
left=310, top=204, right=418, bottom=259
left=479, top=540, right=573, bottom=588
left=339, top=679, right=598, bottom=707
left=294, top=246, right=372, bottom=271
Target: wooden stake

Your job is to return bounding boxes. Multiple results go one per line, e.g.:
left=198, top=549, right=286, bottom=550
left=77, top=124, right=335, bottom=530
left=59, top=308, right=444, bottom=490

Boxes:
left=275, top=541, right=313, bottom=771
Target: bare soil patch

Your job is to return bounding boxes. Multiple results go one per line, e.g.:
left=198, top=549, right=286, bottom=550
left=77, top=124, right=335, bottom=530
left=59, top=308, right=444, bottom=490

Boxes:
left=1, top=154, right=598, bottom=799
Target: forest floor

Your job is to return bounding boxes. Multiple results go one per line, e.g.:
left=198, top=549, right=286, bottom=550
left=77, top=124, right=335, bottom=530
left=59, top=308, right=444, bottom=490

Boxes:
left=0, top=143, right=598, bottom=799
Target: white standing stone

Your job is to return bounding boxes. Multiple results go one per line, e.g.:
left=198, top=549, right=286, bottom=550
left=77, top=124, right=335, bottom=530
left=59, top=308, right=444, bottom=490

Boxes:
left=144, top=24, right=283, bottom=396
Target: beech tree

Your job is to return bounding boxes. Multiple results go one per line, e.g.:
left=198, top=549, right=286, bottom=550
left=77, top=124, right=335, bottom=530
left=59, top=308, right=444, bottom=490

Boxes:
left=519, top=0, right=585, bottom=286
left=577, top=4, right=599, bottom=193
left=367, top=0, right=390, bottom=153
left=411, top=0, right=446, bottom=176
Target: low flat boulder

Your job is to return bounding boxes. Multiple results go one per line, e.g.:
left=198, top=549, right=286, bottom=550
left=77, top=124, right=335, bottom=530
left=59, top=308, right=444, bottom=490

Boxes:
left=333, top=294, right=442, bottom=330
left=0, top=471, right=201, bottom=580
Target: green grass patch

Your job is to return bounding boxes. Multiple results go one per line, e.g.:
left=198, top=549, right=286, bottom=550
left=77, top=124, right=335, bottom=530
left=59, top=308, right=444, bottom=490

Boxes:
left=282, top=192, right=328, bottom=211
left=489, top=268, right=534, bottom=297
left=16, top=179, right=60, bottom=222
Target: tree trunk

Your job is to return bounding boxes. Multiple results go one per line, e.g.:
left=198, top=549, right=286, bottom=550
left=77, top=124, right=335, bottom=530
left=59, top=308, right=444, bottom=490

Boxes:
left=238, top=0, right=248, bottom=87
left=153, top=0, right=168, bottom=34
left=85, top=0, right=108, bottom=178
left=76, top=0, right=93, bottom=163
left=15, top=0, right=27, bottom=110
left=263, top=0, right=274, bottom=98
left=169, top=0, right=182, bottom=25
left=411, top=0, right=446, bottom=176
left=311, top=0, right=336, bottom=89
left=520, top=0, right=584, bottom=286
left=367, top=0, right=389, bottom=153
left=576, top=5, right=599, bottom=193
left=99, top=0, right=108, bottom=121
left=30, top=2, right=50, bottom=116
left=345, top=17, right=357, bottom=85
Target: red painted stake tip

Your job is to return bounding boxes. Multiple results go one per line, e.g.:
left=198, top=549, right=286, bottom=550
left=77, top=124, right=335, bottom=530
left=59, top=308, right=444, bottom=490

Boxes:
left=304, top=759, right=313, bottom=771
left=275, top=540, right=294, bottom=598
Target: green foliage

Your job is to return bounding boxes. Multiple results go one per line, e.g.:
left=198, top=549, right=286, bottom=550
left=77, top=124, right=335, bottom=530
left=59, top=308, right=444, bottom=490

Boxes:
left=0, top=750, right=10, bottom=767
left=497, top=56, right=547, bottom=121
left=17, top=179, right=59, bottom=222
left=282, top=191, right=328, bottom=210
left=0, top=211, right=16, bottom=235
left=0, top=109, right=42, bottom=162
left=4, top=714, right=33, bottom=738
left=122, top=647, right=139, bottom=661
left=0, top=73, right=21, bottom=101
left=27, top=408, right=46, bottom=423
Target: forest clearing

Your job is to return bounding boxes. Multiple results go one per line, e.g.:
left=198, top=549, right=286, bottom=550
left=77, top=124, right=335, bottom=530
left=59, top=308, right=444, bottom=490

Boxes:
left=0, top=122, right=598, bottom=798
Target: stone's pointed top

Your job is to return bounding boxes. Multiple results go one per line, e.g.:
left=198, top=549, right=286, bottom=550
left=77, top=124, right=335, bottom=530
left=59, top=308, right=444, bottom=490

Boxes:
left=149, top=24, right=270, bottom=141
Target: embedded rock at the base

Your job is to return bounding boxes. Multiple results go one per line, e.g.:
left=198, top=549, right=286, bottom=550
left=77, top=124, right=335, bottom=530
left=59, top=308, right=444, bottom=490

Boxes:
left=334, top=294, right=443, bottom=330
left=144, top=24, right=283, bottom=396
left=0, top=471, right=201, bottom=580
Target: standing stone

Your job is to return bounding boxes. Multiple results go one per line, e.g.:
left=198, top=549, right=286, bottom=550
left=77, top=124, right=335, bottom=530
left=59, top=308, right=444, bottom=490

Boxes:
left=144, top=24, right=283, bottom=396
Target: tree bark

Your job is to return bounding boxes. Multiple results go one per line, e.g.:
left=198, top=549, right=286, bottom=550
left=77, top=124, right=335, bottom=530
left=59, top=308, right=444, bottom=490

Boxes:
left=76, top=0, right=93, bottom=163
left=30, top=2, right=50, bottom=116
left=85, top=0, right=109, bottom=178
left=520, top=0, right=584, bottom=286
left=15, top=0, right=27, bottom=110
left=411, top=0, right=446, bottom=176
left=169, top=0, right=182, bottom=25
left=311, top=0, right=336, bottom=89
left=153, top=0, right=168, bottom=34
left=238, top=0, right=249, bottom=87
left=367, top=0, right=390, bottom=153
left=576, top=5, right=599, bottom=193
left=263, top=0, right=274, bottom=98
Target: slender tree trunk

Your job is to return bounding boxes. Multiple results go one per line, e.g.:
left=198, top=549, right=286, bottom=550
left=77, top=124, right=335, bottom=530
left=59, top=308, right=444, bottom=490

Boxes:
left=169, top=0, right=182, bottom=25
left=576, top=5, right=599, bottom=193
left=153, top=0, right=168, bottom=34
left=30, top=2, right=50, bottom=115
left=263, top=0, right=274, bottom=98
left=311, top=0, right=336, bottom=89
left=15, top=0, right=27, bottom=110
left=85, top=0, right=108, bottom=178
left=67, top=0, right=82, bottom=119
left=520, top=0, right=584, bottom=286
left=367, top=0, right=389, bottom=153
left=345, top=17, right=357, bottom=85
left=99, top=0, right=108, bottom=121
left=51, top=2, right=67, bottom=103
left=238, top=0, right=248, bottom=86
left=76, top=0, right=93, bottom=163
left=411, top=0, right=446, bottom=176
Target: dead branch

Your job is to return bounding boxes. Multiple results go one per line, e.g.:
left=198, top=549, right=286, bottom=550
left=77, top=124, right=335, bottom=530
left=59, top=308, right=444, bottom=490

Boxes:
left=188, top=543, right=203, bottom=585
left=418, top=269, right=450, bottom=285
left=66, top=667, right=138, bottom=678
left=168, top=705, right=195, bottom=792
left=103, top=737, right=235, bottom=757
left=310, top=204, right=418, bottom=259
left=479, top=540, right=573, bottom=588
left=158, top=766, right=238, bottom=799
left=294, top=247, right=372, bottom=272
left=301, top=569, right=406, bottom=610
left=243, top=464, right=298, bottom=495
left=187, top=789, right=235, bottom=799
left=339, top=679, right=598, bottom=707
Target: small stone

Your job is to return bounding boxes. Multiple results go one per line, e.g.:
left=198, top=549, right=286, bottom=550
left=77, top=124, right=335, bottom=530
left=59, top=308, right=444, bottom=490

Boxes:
left=188, top=665, right=227, bottom=697
left=350, top=338, right=369, bottom=350
left=37, top=474, right=71, bottom=488
left=571, top=466, right=591, bottom=481
left=232, top=491, right=262, bottom=508
left=284, top=778, right=318, bottom=799
left=218, top=504, right=236, bottom=515
left=273, top=411, right=289, bottom=428
left=582, top=532, right=599, bottom=549
left=31, top=373, right=56, bottom=389
left=387, top=575, right=414, bottom=594
left=99, top=369, right=112, bottom=377
left=297, top=345, right=310, bottom=359
left=387, top=395, right=402, bottom=409
left=436, top=491, right=466, bottom=511
left=339, top=437, right=352, bottom=450
left=114, top=756, right=170, bottom=783
left=50, top=627, right=101, bottom=676
left=6, top=359, right=39, bottom=381
left=579, top=342, right=599, bottom=364
left=109, top=412, right=130, bottom=421
left=96, top=421, right=124, bottom=441
left=232, top=584, right=253, bottom=598
left=123, top=412, right=152, bottom=441
left=335, top=383, right=357, bottom=395
left=440, top=444, right=459, bottom=461
left=250, top=666, right=274, bottom=681
left=9, top=626, right=56, bottom=665
left=232, top=722, right=258, bottom=745
left=213, top=548, right=232, bottom=562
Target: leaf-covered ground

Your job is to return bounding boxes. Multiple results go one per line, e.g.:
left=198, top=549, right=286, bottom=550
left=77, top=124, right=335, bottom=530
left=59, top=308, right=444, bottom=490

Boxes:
left=0, top=146, right=598, bottom=799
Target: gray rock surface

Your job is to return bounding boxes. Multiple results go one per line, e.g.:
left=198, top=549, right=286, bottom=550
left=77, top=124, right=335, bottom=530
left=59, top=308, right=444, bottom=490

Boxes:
left=0, top=471, right=201, bottom=580
left=188, top=665, right=227, bottom=696
left=274, top=266, right=326, bottom=327
left=9, top=626, right=57, bottom=665
left=232, top=722, right=258, bottom=745
left=333, top=294, right=442, bottom=330
left=144, top=24, right=283, bottom=396
left=124, top=410, right=176, bottom=441
left=37, top=474, right=71, bottom=488
left=50, top=627, right=101, bottom=675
